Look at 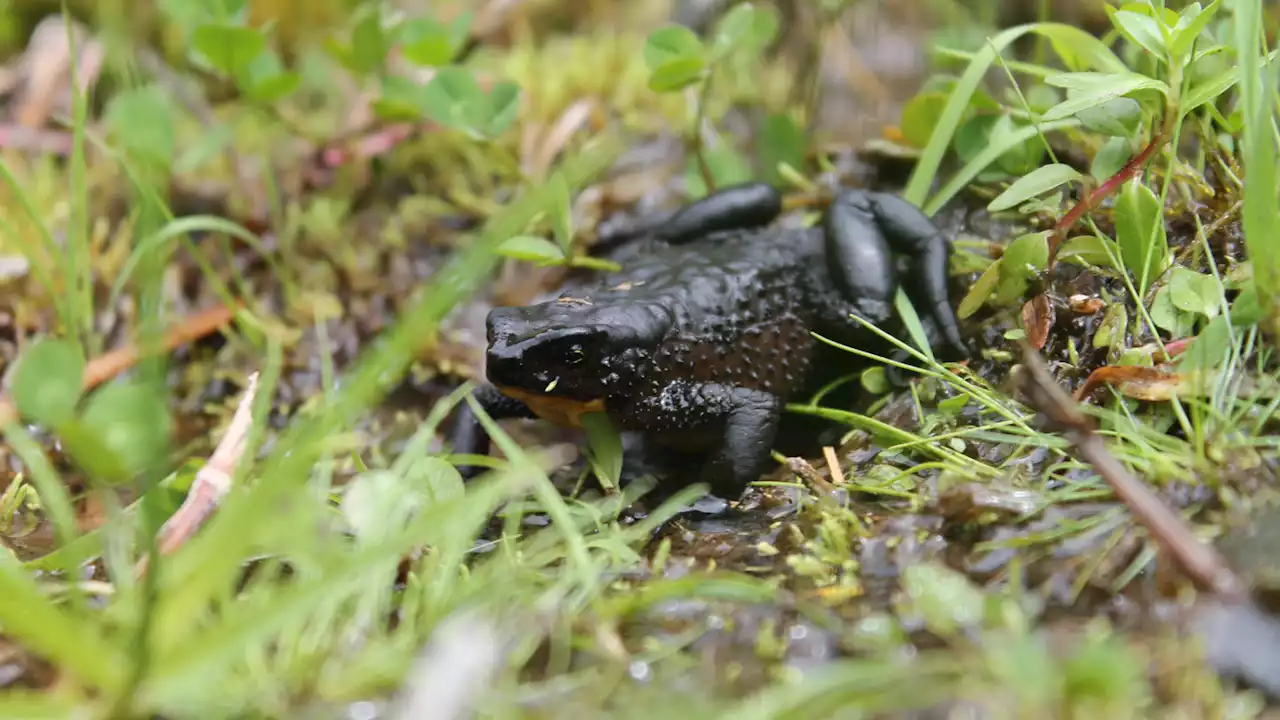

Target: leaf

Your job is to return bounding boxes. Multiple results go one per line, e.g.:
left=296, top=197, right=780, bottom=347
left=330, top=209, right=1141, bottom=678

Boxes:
left=1059, top=234, right=1121, bottom=269
left=757, top=112, right=806, bottom=185
left=498, top=235, right=566, bottom=263
left=582, top=412, right=622, bottom=491
left=899, top=563, right=986, bottom=639
left=349, top=6, right=388, bottom=75
left=991, top=115, right=1045, bottom=176
left=568, top=255, right=622, bottom=273
left=1076, top=96, right=1143, bottom=137
left=900, top=92, right=950, bottom=149
left=1227, top=285, right=1264, bottom=326
left=1091, top=137, right=1133, bottom=182
left=956, top=259, right=1002, bottom=319
left=12, top=338, right=84, bottom=427
left=643, top=25, right=704, bottom=71
left=1182, top=63, right=1239, bottom=117
left=1093, top=302, right=1128, bottom=352
left=1168, top=266, right=1222, bottom=317
left=408, top=455, right=466, bottom=505
left=952, top=114, right=998, bottom=166
left=1042, top=24, right=1129, bottom=73
left=399, top=17, right=458, bottom=67
left=647, top=56, right=706, bottom=92
left=422, top=66, right=484, bottom=133
left=373, top=74, right=426, bottom=121
left=710, top=2, right=778, bottom=60
left=1149, top=285, right=1195, bottom=337
left=1108, top=9, right=1169, bottom=58
left=1178, top=313, right=1232, bottom=371
left=926, top=117, right=1083, bottom=216
left=1041, top=74, right=1168, bottom=123
left=1021, top=294, right=1055, bottom=350
left=711, top=2, right=756, bottom=57
left=242, top=51, right=300, bottom=102
left=995, top=231, right=1050, bottom=304
left=549, top=172, right=573, bottom=250
left=482, top=80, right=521, bottom=137
left=1168, top=0, right=1223, bottom=63
left=191, top=23, right=266, bottom=76
left=1113, top=178, right=1170, bottom=294
left=67, top=380, right=173, bottom=484
left=342, top=469, right=427, bottom=544
left=1075, top=364, right=1205, bottom=402
left=987, top=164, right=1082, bottom=212
left=104, top=84, right=175, bottom=167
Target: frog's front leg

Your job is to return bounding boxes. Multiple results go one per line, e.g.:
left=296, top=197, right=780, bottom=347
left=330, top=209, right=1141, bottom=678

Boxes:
left=822, top=189, right=968, bottom=362
left=631, top=380, right=782, bottom=499
left=653, top=182, right=784, bottom=245
left=449, top=384, right=540, bottom=479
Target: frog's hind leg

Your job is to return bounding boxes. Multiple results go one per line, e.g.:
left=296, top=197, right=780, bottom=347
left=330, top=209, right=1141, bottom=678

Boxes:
left=822, top=189, right=968, bottom=363
left=652, top=182, right=784, bottom=245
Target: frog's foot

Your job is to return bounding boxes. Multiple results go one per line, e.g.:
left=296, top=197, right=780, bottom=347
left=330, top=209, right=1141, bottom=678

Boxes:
left=634, top=380, right=782, bottom=500
left=822, top=189, right=969, bottom=362
left=449, top=383, right=540, bottom=480
left=653, top=182, right=784, bottom=245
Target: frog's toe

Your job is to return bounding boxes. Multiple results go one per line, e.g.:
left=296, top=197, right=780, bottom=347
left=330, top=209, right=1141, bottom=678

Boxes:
left=823, top=189, right=968, bottom=362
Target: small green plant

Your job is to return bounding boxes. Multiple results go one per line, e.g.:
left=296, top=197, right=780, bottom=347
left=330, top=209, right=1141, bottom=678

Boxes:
left=164, top=2, right=520, bottom=140
left=10, top=338, right=172, bottom=488
left=906, top=1, right=1265, bottom=347
left=495, top=171, right=621, bottom=271
left=641, top=3, right=805, bottom=195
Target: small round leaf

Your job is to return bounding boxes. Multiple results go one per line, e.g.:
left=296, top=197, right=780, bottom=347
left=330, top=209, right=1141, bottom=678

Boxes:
left=73, top=380, right=173, bottom=484
left=643, top=25, right=704, bottom=71
left=12, top=338, right=84, bottom=427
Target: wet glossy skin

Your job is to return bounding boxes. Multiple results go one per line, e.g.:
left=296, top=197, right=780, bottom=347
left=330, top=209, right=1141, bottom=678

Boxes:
left=454, top=182, right=968, bottom=498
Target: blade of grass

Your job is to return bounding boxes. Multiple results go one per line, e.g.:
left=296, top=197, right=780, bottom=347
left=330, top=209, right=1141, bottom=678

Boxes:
left=148, top=135, right=623, bottom=648
left=62, top=8, right=94, bottom=355
left=140, top=469, right=529, bottom=710
left=0, top=548, right=127, bottom=694
left=904, top=22, right=1124, bottom=209
left=1234, top=0, right=1280, bottom=312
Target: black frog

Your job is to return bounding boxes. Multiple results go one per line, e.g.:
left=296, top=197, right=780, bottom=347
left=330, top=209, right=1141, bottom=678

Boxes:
left=452, top=182, right=969, bottom=498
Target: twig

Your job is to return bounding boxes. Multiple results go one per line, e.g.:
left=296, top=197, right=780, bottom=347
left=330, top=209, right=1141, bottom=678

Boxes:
left=1015, top=343, right=1247, bottom=602
left=136, top=371, right=259, bottom=575
left=822, top=446, right=846, bottom=486
left=784, top=456, right=837, bottom=496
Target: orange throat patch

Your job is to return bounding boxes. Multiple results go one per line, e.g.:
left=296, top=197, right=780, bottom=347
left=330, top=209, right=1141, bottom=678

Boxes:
left=495, top=385, right=606, bottom=428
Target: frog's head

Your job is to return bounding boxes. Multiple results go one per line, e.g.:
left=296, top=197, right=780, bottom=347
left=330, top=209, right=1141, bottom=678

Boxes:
left=484, top=297, right=665, bottom=403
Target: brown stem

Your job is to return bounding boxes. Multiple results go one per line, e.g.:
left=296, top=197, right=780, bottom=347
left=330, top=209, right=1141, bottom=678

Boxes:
left=1016, top=344, right=1247, bottom=603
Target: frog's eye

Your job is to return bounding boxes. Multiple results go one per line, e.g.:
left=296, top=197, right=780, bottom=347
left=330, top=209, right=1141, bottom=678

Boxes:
left=566, top=343, right=586, bottom=365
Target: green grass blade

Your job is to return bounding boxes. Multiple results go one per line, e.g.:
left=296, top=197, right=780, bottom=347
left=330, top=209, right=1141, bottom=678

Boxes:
left=904, top=22, right=1122, bottom=210
left=0, top=549, right=127, bottom=694
left=1233, top=0, right=1280, bottom=311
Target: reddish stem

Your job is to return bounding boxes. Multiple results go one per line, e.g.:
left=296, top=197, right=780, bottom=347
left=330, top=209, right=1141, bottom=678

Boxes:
left=1047, top=132, right=1166, bottom=265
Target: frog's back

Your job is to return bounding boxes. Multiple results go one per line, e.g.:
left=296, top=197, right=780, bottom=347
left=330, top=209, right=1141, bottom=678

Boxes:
left=583, top=228, right=842, bottom=401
